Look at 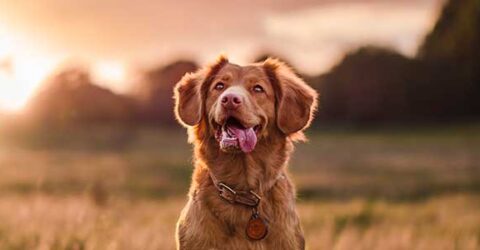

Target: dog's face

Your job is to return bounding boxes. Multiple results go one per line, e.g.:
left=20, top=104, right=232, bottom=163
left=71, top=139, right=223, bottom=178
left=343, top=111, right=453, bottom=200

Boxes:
left=174, top=56, right=318, bottom=153
left=206, top=63, right=275, bottom=153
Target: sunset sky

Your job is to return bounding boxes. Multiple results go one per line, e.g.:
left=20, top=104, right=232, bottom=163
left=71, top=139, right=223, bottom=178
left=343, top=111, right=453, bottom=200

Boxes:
left=0, top=0, right=444, bottom=112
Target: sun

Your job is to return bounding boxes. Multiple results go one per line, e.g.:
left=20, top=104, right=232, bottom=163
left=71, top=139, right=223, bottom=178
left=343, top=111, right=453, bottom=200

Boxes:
left=0, top=35, right=58, bottom=112
left=0, top=33, right=128, bottom=112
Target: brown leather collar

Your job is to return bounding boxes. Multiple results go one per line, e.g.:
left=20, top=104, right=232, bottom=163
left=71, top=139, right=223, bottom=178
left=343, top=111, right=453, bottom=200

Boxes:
left=208, top=171, right=285, bottom=208
left=209, top=171, right=261, bottom=208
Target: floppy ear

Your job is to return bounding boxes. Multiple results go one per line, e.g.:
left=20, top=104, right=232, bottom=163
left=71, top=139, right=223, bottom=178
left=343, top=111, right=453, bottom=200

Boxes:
left=264, top=58, right=318, bottom=135
left=174, top=71, right=204, bottom=126
left=174, top=56, right=229, bottom=127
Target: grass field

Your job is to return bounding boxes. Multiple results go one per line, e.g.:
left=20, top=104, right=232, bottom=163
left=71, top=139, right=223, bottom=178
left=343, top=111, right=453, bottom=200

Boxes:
left=0, top=124, right=480, bottom=249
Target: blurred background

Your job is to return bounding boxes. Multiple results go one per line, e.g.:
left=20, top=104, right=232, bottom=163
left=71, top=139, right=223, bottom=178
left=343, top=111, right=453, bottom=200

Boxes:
left=0, top=0, right=479, bottom=249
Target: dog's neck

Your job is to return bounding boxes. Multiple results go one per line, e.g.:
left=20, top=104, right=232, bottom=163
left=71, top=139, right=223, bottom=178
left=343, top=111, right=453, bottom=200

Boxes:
left=192, top=126, right=293, bottom=193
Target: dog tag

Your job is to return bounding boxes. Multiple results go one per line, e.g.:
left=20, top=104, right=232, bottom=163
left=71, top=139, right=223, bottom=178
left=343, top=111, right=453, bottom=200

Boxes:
left=246, top=213, right=268, bottom=240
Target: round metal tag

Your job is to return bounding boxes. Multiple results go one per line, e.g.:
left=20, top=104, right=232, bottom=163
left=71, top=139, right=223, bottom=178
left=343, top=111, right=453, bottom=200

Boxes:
left=246, top=216, right=268, bottom=240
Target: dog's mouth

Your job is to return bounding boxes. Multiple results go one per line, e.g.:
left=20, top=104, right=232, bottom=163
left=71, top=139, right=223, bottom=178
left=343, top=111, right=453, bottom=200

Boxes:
left=214, top=117, right=261, bottom=153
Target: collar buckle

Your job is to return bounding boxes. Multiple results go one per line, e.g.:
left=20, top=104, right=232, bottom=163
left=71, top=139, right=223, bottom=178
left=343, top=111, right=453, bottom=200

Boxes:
left=218, top=182, right=261, bottom=207
left=218, top=182, right=237, bottom=204
left=212, top=172, right=262, bottom=208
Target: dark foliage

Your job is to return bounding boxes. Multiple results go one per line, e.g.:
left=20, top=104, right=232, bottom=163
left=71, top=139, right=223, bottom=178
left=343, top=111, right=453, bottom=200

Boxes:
left=315, top=0, right=480, bottom=124
left=26, top=67, right=136, bottom=126
left=314, top=47, right=413, bottom=123
left=133, top=60, right=198, bottom=125
left=26, top=60, right=198, bottom=126
left=419, top=0, right=480, bottom=115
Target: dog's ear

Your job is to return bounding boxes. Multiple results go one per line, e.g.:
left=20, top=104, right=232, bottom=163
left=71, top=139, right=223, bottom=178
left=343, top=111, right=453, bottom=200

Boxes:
left=174, top=56, right=229, bottom=127
left=174, top=71, right=204, bottom=126
left=263, top=58, right=318, bottom=135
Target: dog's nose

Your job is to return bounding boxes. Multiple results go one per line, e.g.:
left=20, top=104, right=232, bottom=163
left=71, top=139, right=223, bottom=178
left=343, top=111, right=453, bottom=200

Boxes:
left=221, top=93, right=242, bottom=110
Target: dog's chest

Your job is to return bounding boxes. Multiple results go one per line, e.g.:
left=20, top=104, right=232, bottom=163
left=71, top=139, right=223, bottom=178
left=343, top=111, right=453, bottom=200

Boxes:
left=209, top=198, right=257, bottom=231
left=178, top=184, right=303, bottom=249
left=205, top=194, right=288, bottom=240
left=205, top=204, right=299, bottom=250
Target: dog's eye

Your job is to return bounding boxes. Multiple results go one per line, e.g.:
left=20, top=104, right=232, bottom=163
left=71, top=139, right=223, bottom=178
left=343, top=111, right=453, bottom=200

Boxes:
left=253, top=85, right=264, bottom=93
left=214, top=82, right=225, bottom=90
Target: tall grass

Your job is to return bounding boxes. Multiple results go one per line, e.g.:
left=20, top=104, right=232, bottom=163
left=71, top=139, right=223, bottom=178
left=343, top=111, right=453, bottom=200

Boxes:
left=0, top=194, right=478, bottom=249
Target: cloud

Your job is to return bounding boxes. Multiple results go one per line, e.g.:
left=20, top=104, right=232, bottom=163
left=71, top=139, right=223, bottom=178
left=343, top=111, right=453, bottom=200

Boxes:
left=262, top=1, right=442, bottom=73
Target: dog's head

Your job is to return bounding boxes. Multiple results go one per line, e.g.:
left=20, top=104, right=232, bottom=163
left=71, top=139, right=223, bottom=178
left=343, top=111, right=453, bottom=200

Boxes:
left=174, top=56, right=318, bottom=153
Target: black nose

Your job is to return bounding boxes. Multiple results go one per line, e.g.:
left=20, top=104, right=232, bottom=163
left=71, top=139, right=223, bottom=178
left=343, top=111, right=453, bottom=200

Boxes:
left=221, top=93, right=242, bottom=110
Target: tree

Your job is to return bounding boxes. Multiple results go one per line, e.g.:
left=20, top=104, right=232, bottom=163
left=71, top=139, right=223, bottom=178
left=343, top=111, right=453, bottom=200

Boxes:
left=26, top=66, right=135, bottom=126
left=132, top=60, right=198, bottom=125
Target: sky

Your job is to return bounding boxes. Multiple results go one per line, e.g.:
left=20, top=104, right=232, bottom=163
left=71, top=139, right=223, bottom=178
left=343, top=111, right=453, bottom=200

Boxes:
left=0, top=0, right=444, bottom=112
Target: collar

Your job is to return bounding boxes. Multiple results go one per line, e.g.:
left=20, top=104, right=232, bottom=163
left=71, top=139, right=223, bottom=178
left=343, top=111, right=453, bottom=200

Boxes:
left=208, top=170, right=285, bottom=208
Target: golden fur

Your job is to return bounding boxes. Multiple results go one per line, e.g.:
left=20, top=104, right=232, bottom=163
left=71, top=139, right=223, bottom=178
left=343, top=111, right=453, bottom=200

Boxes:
left=173, top=56, right=318, bottom=250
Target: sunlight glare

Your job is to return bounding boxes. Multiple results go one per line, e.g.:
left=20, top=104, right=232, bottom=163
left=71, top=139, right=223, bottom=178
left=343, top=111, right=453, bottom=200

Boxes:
left=92, top=61, right=127, bottom=93
left=0, top=34, right=58, bottom=112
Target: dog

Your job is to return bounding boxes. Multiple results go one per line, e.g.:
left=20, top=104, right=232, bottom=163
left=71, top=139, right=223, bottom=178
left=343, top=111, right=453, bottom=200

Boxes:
left=173, top=56, right=318, bottom=250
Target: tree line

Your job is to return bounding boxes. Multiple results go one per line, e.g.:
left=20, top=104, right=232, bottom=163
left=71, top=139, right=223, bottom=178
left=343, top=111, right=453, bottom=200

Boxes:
left=25, top=0, right=480, bottom=127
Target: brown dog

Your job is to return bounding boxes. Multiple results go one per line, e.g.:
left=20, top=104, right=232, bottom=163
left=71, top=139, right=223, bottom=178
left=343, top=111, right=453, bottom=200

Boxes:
left=174, top=56, right=318, bottom=250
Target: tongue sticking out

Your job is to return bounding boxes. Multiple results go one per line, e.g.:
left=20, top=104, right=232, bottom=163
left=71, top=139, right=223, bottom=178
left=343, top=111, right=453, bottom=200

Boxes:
left=221, top=123, right=257, bottom=153
left=232, top=126, right=257, bottom=153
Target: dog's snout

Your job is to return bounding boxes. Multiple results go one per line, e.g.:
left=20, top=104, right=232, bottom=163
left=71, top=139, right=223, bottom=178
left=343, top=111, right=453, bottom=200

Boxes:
left=221, top=93, right=242, bottom=110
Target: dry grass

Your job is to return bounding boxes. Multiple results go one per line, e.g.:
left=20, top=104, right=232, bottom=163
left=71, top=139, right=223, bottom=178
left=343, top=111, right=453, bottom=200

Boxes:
left=0, top=194, right=182, bottom=250
left=0, top=194, right=479, bottom=250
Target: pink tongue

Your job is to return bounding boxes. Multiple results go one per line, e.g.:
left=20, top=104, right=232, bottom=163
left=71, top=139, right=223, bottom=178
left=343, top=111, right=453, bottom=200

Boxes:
left=228, top=125, right=257, bottom=153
